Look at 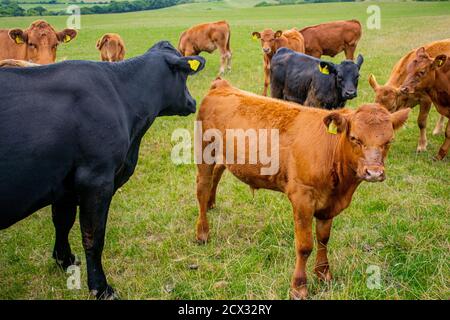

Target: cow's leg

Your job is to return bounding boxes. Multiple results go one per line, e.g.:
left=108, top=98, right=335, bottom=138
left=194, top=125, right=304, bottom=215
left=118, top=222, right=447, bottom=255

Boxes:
left=314, top=218, right=333, bottom=282
left=196, top=163, right=215, bottom=244
left=288, top=188, right=314, bottom=300
left=309, top=49, right=322, bottom=59
left=436, top=117, right=450, bottom=160
left=226, top=50, right=232, bottom=72
left=433, top=115, right=445, bottom=135
left=207, top=164, right=226, bottom=210
left=52, top=196, right=79, bottom=270
left=218, top=48, right=227, bottom=76
left=344, top=45, right=356, bottom=60
left=78, top=178, right=117, bottom=300
left=263, top=56, right=270, bottom=96
left=417, top=100, right=432, bottom=152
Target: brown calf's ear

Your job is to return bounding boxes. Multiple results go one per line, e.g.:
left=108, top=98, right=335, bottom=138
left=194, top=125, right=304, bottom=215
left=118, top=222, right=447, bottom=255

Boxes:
left=368, top=74, right=379, bottom=90
left=252, top=32, right=261, bottom=40
left=391, top=108, right=411, bottom=131
left=323, top=112, right=348, bottom=134
left=274, top=30, right=283, bottom=38
left=415, top=47, right=427, bottom=58
left=57, top=29, right=77, bottom=44
left=96, top=35, right=108, bottom=50
left=432, top=55, right=447, bottom=69
left=8, top=29, right=27, bottom=45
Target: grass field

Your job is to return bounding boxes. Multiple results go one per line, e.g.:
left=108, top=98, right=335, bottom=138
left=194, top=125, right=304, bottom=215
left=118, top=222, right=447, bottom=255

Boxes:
left=0, top=1, right=449, bottom=300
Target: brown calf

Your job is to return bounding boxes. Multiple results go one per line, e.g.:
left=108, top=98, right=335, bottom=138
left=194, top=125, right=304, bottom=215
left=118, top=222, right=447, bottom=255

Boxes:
left=252, top=28, right=305, bottom=96
left=178, top=20, right=231, bottom=75
left=299, top=19, right=361, bottom=60
left=400, top=48, right=450, bottom=160
left=0, top=20, right=77, bottom=64
left=369, top=39, right=450, bottom=152
left=195, top=78, right=410, bottom=299
left=96, top=33, right=126, bottom=62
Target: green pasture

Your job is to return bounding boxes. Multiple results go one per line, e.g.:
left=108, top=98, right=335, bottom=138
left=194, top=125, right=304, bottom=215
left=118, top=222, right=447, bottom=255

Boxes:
left=0, top=0, right=449, bottom=299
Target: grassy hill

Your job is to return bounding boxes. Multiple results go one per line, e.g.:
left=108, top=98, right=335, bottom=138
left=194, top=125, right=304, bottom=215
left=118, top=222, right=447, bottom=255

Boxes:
left=0, top=1, right=449, bottom=300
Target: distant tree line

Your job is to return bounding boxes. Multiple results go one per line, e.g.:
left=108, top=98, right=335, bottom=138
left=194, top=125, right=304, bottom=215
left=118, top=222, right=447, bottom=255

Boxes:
left=0, top=0, right=192, bottom=17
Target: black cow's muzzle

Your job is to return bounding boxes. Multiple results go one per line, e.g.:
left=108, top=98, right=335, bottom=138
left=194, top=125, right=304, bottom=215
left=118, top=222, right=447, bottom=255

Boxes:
left=343, top=90, right=357, bottom=99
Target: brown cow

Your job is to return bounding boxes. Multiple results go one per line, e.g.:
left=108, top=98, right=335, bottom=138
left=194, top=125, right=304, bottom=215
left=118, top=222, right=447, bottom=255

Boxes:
left=178, top=20, right=231, bottom=75
left=299, top=20, right=362, bottom=60
left=369, top=39, right=450, bottom=152
left=96, top=33, right=126, bottom=62
left=0, top=20, right=77, bottom=65
left=251, top=28, right=305, bottom=96
left=400, top=48, right=450, bottom=160
left=195, top=78, right=410, bottom=299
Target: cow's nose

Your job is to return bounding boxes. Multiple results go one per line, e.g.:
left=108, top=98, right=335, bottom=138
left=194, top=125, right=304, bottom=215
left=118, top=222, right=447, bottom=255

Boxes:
left=344, top=90, right=356, bottom=98
left=263, top=48, right=271, bottom=54
left=364, top=169, right=385, bottom=182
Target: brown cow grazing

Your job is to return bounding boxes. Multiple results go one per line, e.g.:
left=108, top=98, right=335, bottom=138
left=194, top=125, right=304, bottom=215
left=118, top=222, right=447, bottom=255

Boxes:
left=299, top=20, right=362, bottom=60
left=252, top=28, right=305, bottom=96
left=400, top=48, right=450, bottom=160
left=369, top=39, right=450, bottom=152
left=178, top=20, right=231, bottom=75
left=0, top=20, right=77, bottom=64
left=96, top=33, right=126, bottom=62
left=195, top=78, right=410, bottom=299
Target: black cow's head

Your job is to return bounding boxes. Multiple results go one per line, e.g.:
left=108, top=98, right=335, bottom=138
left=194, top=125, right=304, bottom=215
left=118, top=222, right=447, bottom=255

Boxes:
left=150, top=41, right=206, bottom=116
left=318, top=54, right=364, bottom=100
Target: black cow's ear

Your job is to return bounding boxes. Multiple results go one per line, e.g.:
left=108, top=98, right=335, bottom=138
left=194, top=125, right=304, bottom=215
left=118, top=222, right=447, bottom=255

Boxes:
left=323, top=112, right=348, bottom=134
left=166, top=55, right=206, bottom=75
left=8, top=29, right=27, bottom=45
left=356, top=54, right=364, bottom=69
left=318, top=61, right=336, bottom=75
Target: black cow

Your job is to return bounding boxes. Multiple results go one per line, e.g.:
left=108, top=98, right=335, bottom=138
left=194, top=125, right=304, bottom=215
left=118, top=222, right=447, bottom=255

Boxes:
left=270, top=48, right=364, bottom=109
left=0, top=41, right=205, bottom=299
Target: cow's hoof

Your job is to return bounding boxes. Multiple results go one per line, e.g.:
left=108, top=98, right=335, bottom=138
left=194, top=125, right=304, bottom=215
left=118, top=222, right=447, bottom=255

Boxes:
left=416, top=145, right=427, bottom=153
left=432, top=128, right=443, bottom=136
left=290, top=287, right=308, bottom=300
left=315, top=268, right=332, bottom=282
left=207, top=201, right=216, bottom=210
left=196, top=233, right=209, bottom=245
left=54, top=253, right=80, bottom=271
left=94, top=285, right=119, bottom=300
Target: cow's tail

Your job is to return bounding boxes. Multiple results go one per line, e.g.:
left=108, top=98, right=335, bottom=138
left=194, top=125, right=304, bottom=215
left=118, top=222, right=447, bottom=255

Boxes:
left=226, top=24, right=231, bottom=54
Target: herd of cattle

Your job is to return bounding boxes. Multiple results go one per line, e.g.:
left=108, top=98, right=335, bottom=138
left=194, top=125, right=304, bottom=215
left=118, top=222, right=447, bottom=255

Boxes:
left=0, top=18, right=448, bottom=300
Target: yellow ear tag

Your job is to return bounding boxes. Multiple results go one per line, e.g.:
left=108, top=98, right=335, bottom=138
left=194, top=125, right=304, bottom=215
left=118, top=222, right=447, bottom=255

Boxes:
left=252, top=34, right=258, bottom=40
left=438, top=59, right=444, bottom=67
left=319, top=64, right=329, bottom=75
left=188, top=59, right=200, bottom=71
left=63, top=35, right=71, bottom=43
left=15, top=36, right=24, bottom=44
left=328, top=120, right=338, bottom=134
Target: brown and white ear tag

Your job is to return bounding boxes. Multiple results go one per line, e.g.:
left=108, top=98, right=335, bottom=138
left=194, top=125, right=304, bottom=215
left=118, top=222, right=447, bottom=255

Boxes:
left=188, top=59, right=200, bottom=71
left=328, top=120, right=338, bottom=134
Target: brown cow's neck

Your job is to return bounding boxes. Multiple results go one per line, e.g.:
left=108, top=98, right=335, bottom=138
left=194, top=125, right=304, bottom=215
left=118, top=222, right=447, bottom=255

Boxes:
left=332, top=135, right=360, bottom=190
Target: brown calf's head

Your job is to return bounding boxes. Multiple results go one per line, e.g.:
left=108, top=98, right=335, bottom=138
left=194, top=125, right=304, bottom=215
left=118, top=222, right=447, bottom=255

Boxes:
left=8, top=20, right=77, bottom=64
left=368, top=74, right=402, bottom=112
left=252, top=29, right=283, bottom=55
left=324, top=104, right=410, bottom=183
left=96, top=33, right=125, bottom=62
left=400, top=47, right=447, bottom=95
